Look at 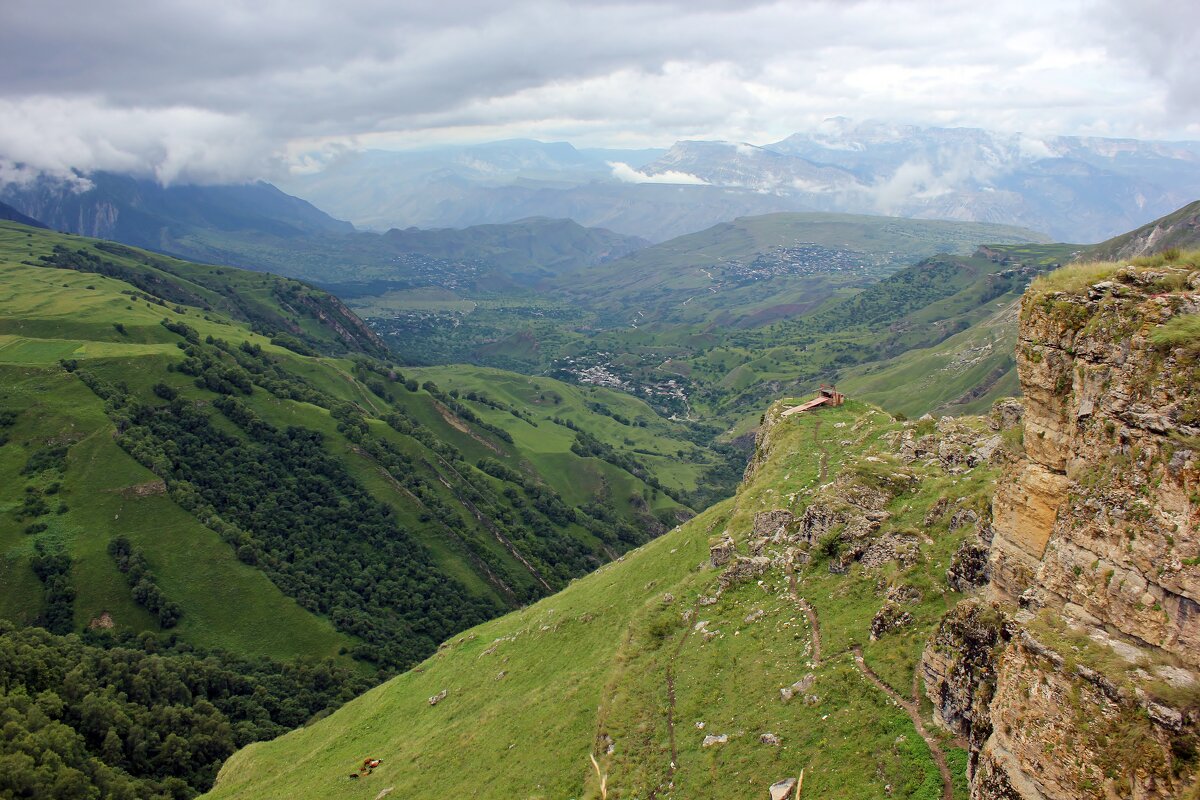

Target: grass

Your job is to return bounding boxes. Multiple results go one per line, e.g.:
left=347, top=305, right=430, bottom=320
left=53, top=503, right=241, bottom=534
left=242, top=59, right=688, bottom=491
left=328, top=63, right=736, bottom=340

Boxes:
left=1150, top=313, right=1200, bottom=349
left=206, top=400, right=997, bottom=799
left=1131, top=247, right=1200, bottom=270
left=0, top=362, right=357, bottom=661
left=1029, top=248, right=1200, bottom=298
left=0, top=221, right=733, bottom=669
left=407, top=364, right=714, bottom=502
left=1028, top=261, right=1121, bottom=296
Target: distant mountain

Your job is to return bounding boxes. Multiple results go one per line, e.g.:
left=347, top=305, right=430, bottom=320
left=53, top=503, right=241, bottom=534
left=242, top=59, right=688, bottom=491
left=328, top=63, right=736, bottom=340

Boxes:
left=279, top=141, right=788, bottom=242
left=279, top=140, right=664, bottom=230
left=642, top=140, right=858, bottom=195
left=274, top=123, right=1200, bottom=243
left=0, top=172, right=648, bottom=288
left=0, top=171, right=352, bottom=249
left=1080, top=199, right=1200, bottom=261
left=381, top=217, right=646, bottom=278
left=764, top=119, right=1200, bottom=241
left=0, top=199, right=45, bottom=228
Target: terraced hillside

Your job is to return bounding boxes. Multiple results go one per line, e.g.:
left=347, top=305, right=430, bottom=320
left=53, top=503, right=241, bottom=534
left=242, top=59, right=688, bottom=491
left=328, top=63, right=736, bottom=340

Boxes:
left=207, top=397, right=1018, bottom=799
left=0, top=222, right=730, bottom=673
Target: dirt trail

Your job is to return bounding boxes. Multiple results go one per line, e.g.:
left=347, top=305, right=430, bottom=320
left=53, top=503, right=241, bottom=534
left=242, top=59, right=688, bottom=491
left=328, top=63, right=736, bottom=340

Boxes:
left=853, top=646, right=954, bottom=800
left=432, top=399, right=503, bottom=454
left=812, top=419, right=829, bottom=483
left=650, top=602, right=699, bottom=800
left=794, top=594, right=821, bottom=666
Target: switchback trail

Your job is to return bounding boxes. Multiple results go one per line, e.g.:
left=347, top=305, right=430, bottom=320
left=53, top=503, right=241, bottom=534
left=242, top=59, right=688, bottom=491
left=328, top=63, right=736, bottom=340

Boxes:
left=853, top=646, right=954, bottom=800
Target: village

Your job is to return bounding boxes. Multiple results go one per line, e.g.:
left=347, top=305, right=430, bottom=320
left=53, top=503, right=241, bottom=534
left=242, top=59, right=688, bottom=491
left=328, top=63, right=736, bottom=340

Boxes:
left=719, top=243, right=892, bottom=284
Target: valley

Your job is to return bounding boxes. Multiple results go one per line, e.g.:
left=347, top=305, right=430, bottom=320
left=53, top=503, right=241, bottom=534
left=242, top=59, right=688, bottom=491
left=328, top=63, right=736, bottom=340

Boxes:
left=205, top=248, right=1200, bottom=800
left=1, top=191, right=1198, bottom=800
left=6, top=4, right=1200, bottom=798
left=0, top=221, right=746, bottom=796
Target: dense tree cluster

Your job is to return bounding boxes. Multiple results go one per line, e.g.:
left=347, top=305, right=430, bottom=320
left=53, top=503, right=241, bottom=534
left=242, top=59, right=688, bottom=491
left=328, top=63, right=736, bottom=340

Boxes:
left=0, top=408, right=16, bottom=447
left=107, top=539, right=182, bottom=629
left=0, top=622, right=371, bottom=798
left=459, top=390, right=538, bottom=426
left=570, top=429, right=683, bottom=503
left=117, top=397, right=498, bottom=669
left=37, top=246, right=210, bottom=312
left=30, top=542, right=75, bottom=636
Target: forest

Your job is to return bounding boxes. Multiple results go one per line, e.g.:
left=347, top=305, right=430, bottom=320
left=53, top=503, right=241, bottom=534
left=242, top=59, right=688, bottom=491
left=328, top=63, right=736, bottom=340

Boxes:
left=0, top=621, right=371, bottom=798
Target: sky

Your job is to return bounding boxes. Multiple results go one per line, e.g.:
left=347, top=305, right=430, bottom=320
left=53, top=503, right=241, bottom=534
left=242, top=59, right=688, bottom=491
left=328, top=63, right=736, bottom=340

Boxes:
left=1, top=0, right=1197, bottom=184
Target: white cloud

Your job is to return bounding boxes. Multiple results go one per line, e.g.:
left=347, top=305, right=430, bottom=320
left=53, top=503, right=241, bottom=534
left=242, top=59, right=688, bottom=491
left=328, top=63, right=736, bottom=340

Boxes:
left=608, top=161, right=709, bottom=185
left=0, top=0, right=1195, bottom=184
left=0, top=95, right=277, bottom=185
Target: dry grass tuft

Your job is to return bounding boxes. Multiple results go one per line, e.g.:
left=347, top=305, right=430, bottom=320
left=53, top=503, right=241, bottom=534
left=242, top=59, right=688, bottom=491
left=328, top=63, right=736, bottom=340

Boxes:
left=1029, top=261, right=1121, bottom=296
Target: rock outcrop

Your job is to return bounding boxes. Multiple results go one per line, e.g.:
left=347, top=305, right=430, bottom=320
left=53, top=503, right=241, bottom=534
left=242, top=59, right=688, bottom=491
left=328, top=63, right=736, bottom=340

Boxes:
left=925, top=263, right=1200, bottom=799
left=995, top=265, right=1200, bottom=659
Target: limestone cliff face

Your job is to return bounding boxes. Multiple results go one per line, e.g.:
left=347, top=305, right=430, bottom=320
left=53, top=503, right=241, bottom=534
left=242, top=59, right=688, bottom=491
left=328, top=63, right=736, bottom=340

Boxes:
left=925, top=263, right=1200, bottom=799
left=997, top=265, right=1200, bottom=658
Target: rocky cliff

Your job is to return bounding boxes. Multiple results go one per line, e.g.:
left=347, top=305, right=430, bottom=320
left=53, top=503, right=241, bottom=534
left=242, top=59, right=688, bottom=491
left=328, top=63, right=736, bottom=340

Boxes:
left=924, top=261, right=1200, bottom=799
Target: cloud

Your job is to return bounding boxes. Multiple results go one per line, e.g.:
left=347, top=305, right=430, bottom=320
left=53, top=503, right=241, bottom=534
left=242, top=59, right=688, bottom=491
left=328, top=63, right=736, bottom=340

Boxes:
left=608, top=161, right=709, bottom=185
left=0, top=95, right=277, bottom=185
left=0, top=0, right=1195, bottom=184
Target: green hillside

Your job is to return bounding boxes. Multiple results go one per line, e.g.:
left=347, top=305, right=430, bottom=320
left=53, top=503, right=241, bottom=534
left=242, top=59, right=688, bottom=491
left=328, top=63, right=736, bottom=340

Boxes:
left=0, top=222, right=732, bottom=670
left=837, top=300, right=1021, bottom=418
left=364, top=216, right=1059, bottom=427
left=207, top=398, right=1011, bottom=799
left=559, top=211, right=1048, bottom=323
left=831, top=242, right=1080, bottom=418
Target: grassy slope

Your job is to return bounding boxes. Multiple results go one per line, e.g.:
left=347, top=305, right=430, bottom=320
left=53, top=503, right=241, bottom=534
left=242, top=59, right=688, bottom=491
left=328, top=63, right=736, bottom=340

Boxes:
left=827, top=243, right=1081, bottom=419
left=0, top=239, right=360, bottom=660
left=407, top=364, right=716, bottom=504
left=208, top=399, right=1000, bottom=799
left=559, top=212, right=1047, bottom=319
left=837, top=300, right=1021, bottom=418
left=0, top=222, right=705, bottom=666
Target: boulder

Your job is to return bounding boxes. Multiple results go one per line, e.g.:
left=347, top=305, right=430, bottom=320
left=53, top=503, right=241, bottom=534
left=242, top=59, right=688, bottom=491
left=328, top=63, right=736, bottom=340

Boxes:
left=718, top=555, right=771, bottom=589
left=988, top=398, right=1024, bottom=431
left=760, top=732, right=781, bottom=745
left=946, top=538, right=989, bottom=592
left=701, top=733, right=728, bottom=747
left=709, top=535, right=736, bottom=567
left=428, top=689, right=448, bottom=706
left=769, top=777, right=797, bottom=800
left=870, top=602, right=914, bottom=640
left=781, top=673, right=815, bottom=702
left=753, top=510, right=795, bottom=538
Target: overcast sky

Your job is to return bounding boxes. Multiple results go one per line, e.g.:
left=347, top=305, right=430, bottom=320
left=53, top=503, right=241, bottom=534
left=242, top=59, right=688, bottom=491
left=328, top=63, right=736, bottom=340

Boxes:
left=1, top=0, right=1197, bottom=184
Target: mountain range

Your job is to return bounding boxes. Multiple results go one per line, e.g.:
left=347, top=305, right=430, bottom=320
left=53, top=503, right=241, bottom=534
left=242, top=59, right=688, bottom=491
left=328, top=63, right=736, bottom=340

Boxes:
left=273, top=120, right=1200, bottom=242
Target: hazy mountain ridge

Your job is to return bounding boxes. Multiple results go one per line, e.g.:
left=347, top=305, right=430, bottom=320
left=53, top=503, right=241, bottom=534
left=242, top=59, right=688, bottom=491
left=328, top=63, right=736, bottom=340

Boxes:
left=1081, top=199, right=1200, bottom=261
left=0, top=173, right=650, bottom=291
left=274, top=122, right=1200, bottom=243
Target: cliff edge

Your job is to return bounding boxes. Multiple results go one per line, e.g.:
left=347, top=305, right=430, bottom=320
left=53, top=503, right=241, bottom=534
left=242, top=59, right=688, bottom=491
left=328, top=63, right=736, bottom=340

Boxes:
left=925, top=259, right=1200, bottom=799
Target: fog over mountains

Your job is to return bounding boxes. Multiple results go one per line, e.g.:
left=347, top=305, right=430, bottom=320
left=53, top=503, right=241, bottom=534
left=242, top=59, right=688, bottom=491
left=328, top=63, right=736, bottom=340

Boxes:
left=274, top=119, right=1200, bottom=242
left=2, top=119, right=1197, bottom=247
